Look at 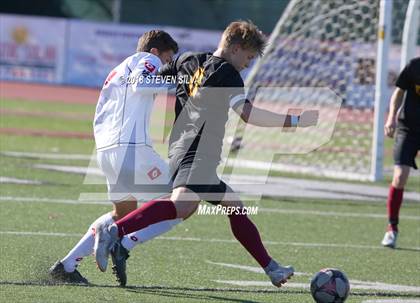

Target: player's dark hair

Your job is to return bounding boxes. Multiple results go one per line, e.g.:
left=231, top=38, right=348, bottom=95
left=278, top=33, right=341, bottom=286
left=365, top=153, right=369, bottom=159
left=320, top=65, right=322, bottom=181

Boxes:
left=137, top=30, right=178, bottom=53
left=221, top=20, right=266, bottom=56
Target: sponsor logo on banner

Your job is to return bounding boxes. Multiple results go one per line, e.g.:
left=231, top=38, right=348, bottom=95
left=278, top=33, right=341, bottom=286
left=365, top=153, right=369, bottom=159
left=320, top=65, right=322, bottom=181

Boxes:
left=2, top=12, right=419, bottom=109
left=64, top=19, right=221, bottom=87
left=11, top=26, right=29, bottom=44
left=0, top=14, right=66, bottom=83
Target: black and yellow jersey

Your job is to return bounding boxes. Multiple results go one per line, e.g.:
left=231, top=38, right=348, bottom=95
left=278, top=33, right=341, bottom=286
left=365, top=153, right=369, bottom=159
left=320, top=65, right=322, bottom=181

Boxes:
left=159, top=52, right=248, bottom=161
left=396, top=57, right=420, bottom=133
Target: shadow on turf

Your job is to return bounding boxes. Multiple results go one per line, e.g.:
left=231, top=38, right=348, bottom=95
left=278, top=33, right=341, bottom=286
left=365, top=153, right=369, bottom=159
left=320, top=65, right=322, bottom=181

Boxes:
left=125, top=287, right=265, bottom=303
left=395, top=247, right=420, bottom=253
left=1, top=281, right=420, bottom=300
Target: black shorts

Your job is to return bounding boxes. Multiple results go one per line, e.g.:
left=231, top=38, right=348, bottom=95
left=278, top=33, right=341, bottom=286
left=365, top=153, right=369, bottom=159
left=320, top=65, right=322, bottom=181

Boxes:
left=169, top=153, right=232, bottom=205
left=393, top=129, right=420, bottom=169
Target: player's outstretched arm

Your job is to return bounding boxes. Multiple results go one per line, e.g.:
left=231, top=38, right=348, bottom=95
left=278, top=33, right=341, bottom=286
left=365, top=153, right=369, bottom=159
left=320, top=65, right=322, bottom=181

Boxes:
left=384, top=87, right=405, bottom=138
left=233, top=102, right=318, bottom=128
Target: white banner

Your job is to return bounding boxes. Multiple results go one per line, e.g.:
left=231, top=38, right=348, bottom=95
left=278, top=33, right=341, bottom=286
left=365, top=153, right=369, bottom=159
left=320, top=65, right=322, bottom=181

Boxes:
left=0, top=14, right=66, bottom=83
left=2, top=13, right=416, bottom=104
left=65, top=20, right=221, bottom=87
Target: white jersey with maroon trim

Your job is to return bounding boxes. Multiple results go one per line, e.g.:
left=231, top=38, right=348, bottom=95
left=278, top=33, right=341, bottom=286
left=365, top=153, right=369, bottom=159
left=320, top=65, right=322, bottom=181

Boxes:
left=94, top=52, right=162, bottom=151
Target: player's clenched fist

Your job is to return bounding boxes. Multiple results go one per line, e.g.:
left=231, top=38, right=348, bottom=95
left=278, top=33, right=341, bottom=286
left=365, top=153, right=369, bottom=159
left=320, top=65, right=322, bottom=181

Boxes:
left=384, top=118, right=396, bottom=138
left=298, top=110, right=319, bottom=127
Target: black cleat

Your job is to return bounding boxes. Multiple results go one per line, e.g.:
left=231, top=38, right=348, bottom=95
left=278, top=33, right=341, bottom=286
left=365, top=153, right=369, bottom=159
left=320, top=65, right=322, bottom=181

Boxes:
left=49, top=261, right=89, bottom=284
left=110, top=240, right=129, bottom=287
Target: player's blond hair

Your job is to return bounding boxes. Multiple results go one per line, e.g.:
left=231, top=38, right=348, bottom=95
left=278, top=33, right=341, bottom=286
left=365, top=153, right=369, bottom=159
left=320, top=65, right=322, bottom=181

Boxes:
left=219, top=20, right=266, bottom=56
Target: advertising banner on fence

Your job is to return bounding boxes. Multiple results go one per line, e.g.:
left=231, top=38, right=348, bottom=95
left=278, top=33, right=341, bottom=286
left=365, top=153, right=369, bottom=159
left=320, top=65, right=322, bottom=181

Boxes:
left=65, top=20, right=220, bottom=87
left=2, top=13, right=416, bottom=100
left=0, top=14, right=66, bottom=83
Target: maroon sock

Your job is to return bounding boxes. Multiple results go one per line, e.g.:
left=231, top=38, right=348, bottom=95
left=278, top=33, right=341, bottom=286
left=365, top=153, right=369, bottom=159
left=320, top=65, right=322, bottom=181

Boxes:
left=228, top=213, right=271, bottom=268
left=115, top=199, right=177, bottom=237
left=386, top=185, right=404, bottom=232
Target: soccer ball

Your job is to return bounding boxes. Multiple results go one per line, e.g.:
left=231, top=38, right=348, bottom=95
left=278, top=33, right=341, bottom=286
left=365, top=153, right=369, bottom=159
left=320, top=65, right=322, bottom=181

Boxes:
left=310, top=268, right=350, bottom=303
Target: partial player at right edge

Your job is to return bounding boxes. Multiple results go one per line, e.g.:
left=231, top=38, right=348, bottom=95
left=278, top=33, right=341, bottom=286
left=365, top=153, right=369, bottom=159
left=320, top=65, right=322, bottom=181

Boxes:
left=382, top=57, right=420, bottom=249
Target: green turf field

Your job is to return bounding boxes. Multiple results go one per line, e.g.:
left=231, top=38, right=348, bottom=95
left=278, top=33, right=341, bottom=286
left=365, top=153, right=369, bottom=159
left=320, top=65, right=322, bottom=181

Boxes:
left=1, top=97, right=419, bottom=302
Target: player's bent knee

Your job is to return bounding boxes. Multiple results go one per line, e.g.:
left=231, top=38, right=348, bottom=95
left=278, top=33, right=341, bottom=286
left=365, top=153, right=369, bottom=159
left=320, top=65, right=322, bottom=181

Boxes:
left=171, top=186, right=200, bottom=202
left=174, top=201, right=199, bottom=219
left=182, top=203, right=198, bottom=220
left=112, top=198, right=137, bottom=220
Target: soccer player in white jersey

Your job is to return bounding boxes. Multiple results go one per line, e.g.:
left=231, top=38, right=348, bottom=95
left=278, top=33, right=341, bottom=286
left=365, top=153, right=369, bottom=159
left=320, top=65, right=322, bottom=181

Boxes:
left=49, top=30, right=181, bottom=286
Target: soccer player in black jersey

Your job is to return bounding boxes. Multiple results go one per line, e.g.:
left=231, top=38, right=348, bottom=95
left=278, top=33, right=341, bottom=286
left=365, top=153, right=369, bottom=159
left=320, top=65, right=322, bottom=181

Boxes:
left=381, top=57, right=420, bottom=248
left=95, top=20, right=318, bottom=287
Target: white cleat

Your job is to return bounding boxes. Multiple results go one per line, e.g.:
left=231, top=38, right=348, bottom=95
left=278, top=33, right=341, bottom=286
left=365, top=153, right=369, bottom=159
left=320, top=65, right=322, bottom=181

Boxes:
left=94, top=223, right=119, bottom=272
left=381, top=230, right=398, bottom=249
left=265, top=260, right=295, bottom=287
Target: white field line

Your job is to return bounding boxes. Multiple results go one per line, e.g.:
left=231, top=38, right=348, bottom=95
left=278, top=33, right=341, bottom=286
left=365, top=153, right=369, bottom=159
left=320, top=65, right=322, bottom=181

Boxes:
left=1, top=230, right=420, bottom=251
left=0, top=177, right=42, bottom=185
left=5, top=150, right=419, bottom=179
left=214, top=280, right=305, bottom=288
left=206, top=260, right=310, bottom=276
left=209, top=261, right=420, bottom=293
left=4, top=154, right=418, bottom=202
left=349, top=280, right=420, bottom=293
left=258, top=208, right=420, bottom=221
left=2, top=196, right=419, bottom=221
left=213, top=280, right=420, bottom=293
left=0, top=196, right=108, bottom=205
left=33, top=164, right=103, bottom=175
left=29, top=165, right=420, bottom=203
left=0, top=151, right=93, bottom=161
left=362, top=300, right=420, bottom=303
left=3, top=149, right=420, bottom=181
left=0, top=231, right=82, bottom=237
